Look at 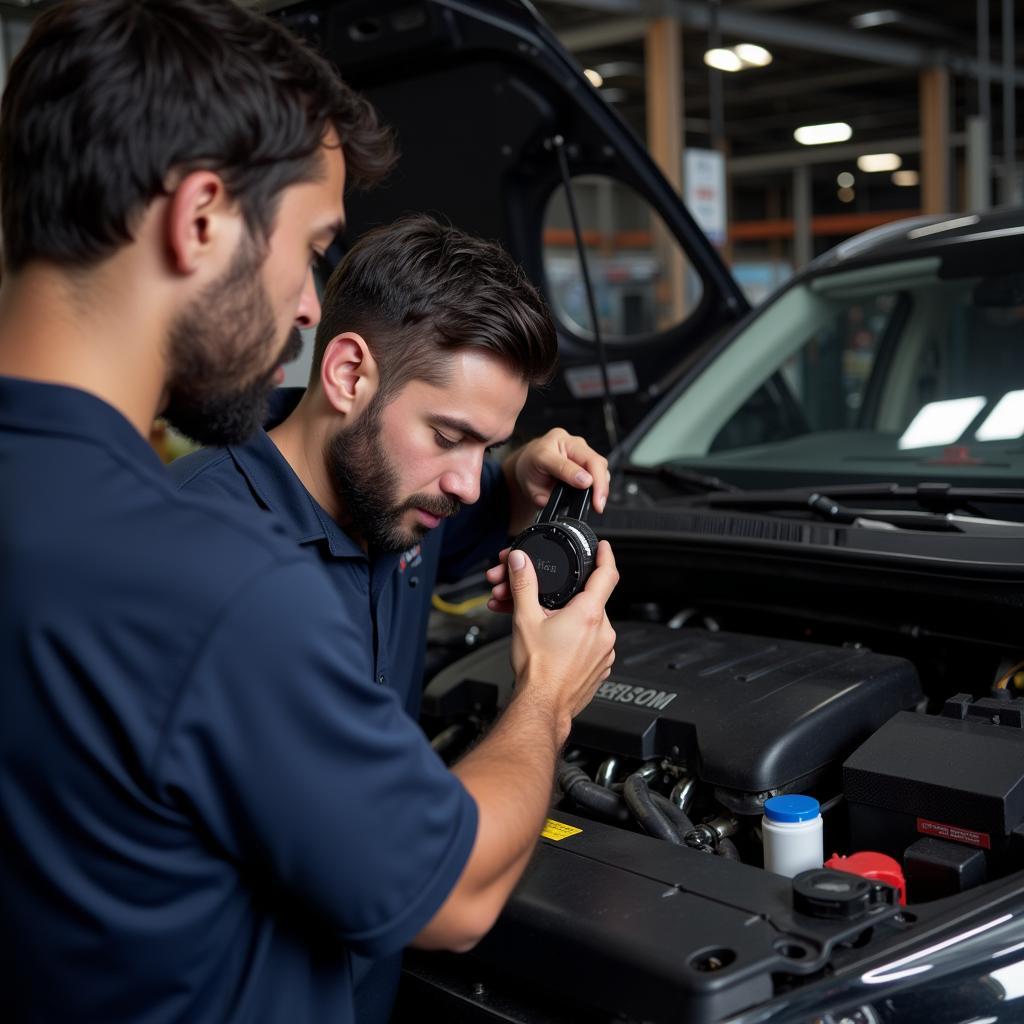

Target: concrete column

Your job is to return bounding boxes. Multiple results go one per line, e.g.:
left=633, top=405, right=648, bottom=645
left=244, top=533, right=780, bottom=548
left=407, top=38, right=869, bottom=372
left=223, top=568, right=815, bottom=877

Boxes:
left=919, top=66, right=951, bottom=214
left=645, top=17, right=686, bottom=327
left=966, top=115, right=992, bottom=211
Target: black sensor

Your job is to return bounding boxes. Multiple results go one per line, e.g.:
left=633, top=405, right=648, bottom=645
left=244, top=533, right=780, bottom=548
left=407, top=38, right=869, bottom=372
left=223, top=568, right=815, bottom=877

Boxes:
left=510, top=483, right=597, bottom=609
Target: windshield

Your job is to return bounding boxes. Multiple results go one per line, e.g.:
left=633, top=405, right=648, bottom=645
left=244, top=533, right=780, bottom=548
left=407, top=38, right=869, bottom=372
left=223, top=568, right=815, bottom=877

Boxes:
left=630, top=251, right=1024, bottom=487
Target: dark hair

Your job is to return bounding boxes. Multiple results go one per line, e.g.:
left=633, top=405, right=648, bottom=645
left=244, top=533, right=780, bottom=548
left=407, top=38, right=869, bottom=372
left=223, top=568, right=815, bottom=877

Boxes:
left=0, top=0, right=396, bottom=273
left=311, top=215, right=557, bottom=399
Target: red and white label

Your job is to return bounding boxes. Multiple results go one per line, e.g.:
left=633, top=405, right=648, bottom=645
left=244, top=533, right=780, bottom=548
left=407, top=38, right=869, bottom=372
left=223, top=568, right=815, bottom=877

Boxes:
left=917, top=817, right=991, bottom=849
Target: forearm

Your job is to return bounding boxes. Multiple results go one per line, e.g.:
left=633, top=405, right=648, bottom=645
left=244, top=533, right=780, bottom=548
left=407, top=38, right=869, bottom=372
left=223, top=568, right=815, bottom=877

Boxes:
left=412, top=683, right=564, bottom=950
left=454, top=685, right=564, bottom=874
left=414, top=541, right=618, bottom=953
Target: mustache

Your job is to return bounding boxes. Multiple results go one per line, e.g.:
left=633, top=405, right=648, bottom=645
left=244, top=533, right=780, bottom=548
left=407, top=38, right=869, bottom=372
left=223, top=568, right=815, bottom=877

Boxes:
left=401, top=493, right=462, bottom=520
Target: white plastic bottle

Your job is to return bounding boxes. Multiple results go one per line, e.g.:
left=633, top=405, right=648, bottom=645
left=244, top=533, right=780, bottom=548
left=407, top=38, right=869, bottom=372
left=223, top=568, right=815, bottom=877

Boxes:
left=762, top=795, right=823, bottom=877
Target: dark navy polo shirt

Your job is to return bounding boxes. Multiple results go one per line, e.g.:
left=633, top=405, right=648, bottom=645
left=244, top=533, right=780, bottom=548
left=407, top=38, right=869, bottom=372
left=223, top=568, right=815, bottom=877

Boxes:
left=0, top=376, right=478, bottom=1024
left=169, top=389, right=511, bottom=722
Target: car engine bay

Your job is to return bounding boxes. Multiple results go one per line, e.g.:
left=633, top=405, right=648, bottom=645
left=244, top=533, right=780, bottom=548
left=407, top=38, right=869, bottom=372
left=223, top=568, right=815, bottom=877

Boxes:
left=410, top=529, right=1024, bottom=1023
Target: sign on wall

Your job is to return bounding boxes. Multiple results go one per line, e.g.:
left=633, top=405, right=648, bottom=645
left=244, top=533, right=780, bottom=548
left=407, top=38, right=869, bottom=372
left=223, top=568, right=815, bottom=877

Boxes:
left=684, top=148, right=727, bottom=247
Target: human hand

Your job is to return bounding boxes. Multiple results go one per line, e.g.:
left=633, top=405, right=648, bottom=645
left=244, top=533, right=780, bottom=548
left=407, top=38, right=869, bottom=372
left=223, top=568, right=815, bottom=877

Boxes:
left=505, top=539, right=618, bottom=732
left=502, top=428, right=610, bottom=534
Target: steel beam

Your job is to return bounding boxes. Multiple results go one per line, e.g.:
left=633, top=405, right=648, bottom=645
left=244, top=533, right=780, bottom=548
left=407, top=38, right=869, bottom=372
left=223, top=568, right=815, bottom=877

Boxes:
left=557, top=16, right=650, bottom=52
left=547, top=0, right=1024, bottom=85
left=729, top=133, right=967, bottom=176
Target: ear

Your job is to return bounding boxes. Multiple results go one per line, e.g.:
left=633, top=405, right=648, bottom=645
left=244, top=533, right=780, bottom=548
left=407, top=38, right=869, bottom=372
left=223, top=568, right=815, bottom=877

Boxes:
left=320, top=332, right=379, bottom=418
left=165, top=170, right=243, bottom=276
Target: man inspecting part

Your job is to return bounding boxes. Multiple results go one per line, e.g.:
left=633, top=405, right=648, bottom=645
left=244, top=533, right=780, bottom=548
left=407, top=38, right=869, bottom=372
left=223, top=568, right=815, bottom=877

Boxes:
left=0, top=3, right=617, bottom=1023
left=172, top=213, right=615, bottom=1019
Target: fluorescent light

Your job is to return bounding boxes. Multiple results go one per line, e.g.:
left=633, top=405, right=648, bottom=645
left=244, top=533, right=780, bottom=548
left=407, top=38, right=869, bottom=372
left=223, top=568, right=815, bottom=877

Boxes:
left=583, top=68, right=603, bottom=88
left=898, top=397, right=987, bottom=450
left=975, top=390, right=1024, bottom=442
left=734, top=43, right=772, bottom=67
left=851, top=10, right=900, bottom=29
left=704, top=48, right=743, bottom=72
left=892, top=169, right=919, bottom=186
left=857, top=152, right=902, bottom=173
left=837, top=171, right=855, bottom=188
left=794, top=122, right=852, bottom=145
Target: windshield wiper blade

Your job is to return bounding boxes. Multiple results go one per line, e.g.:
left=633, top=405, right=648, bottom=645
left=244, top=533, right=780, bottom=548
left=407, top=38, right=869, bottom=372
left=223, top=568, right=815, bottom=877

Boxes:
left=616, top=463, right=740, bottom=495
left=706, top=481, right=1024, bottom=513
left=705, top=489, right=1023, bottom=533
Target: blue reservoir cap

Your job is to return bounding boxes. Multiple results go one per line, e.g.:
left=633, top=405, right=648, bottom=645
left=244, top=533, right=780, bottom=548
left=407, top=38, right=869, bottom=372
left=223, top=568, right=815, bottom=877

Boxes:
left=764, top=795, right=820, bottom=823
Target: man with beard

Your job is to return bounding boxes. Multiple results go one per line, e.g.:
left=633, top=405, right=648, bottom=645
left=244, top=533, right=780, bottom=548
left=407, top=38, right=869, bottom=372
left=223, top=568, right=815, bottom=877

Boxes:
left=172, top=214, right=612, bottom=1023
left=0, top=4, right=618, bottom=1024
left=173, top=213, right=611, bottom=720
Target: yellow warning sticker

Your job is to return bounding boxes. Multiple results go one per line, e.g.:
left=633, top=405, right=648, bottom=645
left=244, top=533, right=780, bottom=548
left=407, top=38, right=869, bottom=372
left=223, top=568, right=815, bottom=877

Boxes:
left=542, top=819, right=583, bottom=842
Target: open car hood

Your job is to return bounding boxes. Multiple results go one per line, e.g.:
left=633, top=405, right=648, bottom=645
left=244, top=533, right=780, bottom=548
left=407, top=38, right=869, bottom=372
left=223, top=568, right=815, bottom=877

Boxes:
left=275, top=0, right=748, bottom=444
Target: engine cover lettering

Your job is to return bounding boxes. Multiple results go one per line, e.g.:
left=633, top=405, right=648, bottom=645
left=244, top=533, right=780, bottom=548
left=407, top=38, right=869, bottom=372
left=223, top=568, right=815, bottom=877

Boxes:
left=596, top=681, right=677, bottom=711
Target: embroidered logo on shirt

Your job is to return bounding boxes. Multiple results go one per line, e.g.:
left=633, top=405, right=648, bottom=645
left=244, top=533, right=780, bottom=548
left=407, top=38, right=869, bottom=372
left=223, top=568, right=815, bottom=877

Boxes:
left=399, top=544, right=423, bottom=573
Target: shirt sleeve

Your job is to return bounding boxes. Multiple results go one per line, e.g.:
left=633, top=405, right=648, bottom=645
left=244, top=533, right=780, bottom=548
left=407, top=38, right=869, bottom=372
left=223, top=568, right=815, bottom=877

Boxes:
left=153, top=558, right=478, bottom=959
left=438, top=458, right=510, bottom=583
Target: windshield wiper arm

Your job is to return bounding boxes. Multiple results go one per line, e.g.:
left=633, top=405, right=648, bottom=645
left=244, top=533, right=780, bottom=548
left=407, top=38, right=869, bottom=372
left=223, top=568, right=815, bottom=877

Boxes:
left=616, top=463, right=741, bottom=495
left=804, top=493, right=960, bottom=531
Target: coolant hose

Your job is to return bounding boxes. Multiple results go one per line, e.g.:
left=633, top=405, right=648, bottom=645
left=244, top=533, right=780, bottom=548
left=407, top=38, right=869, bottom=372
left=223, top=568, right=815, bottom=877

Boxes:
left=622, top=773, right=685, bottom=845
left=717, top=838, right=740, bottom=860
left=557, top=763, right=627, bottom=821
left=651, top=790, right=695, bottom=834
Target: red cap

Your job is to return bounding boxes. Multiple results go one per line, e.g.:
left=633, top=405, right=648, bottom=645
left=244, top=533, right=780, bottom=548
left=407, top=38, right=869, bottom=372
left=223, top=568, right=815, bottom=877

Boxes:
left=825, top=851, right=906, bottom=905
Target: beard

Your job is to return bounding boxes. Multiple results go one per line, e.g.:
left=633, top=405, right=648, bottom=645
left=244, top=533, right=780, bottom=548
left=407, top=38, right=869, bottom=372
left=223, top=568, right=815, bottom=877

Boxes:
left=162, top=234, right=303, bottom=446
left=324, top=397, right=462, bottom=553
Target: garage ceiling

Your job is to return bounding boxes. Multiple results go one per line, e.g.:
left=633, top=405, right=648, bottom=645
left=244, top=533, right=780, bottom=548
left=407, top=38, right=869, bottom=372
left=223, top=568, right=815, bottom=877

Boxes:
left=536, top=0, right=1023, bottom=172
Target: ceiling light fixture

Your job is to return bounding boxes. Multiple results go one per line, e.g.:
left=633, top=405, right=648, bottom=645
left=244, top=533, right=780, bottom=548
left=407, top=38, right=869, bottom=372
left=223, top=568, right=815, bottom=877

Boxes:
left=892, top=169, right=920, bottom=187
left=704, top=44, right=773, bottom=73
left=704, top=48, right=743, bottom=72
left=838, top=187, right=856, bottom=203
left=857, top=152, right=902, bottom=172
left=794, top=122, right=852, bottom=145
left=583, top=68, right=604, bottom=88
left=734, top=43, right=773, bottom=67
left=837, top=171, right=855, bottom=188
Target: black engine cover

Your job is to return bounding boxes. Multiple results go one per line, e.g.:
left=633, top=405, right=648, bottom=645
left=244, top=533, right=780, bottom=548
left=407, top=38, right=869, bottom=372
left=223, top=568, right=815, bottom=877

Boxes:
left=423, top=622, right=922, bottom=794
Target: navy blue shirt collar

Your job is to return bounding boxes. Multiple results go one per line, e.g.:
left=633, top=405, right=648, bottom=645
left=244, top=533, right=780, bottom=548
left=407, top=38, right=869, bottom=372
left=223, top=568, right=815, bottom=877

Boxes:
left=0, top=375, right=164, bottom=476
left=227, top=388, right=384, bottom=563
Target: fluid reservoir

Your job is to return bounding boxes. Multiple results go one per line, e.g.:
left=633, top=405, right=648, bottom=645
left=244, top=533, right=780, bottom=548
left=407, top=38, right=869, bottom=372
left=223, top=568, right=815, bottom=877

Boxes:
left=762, top=795, right=823, bottom=877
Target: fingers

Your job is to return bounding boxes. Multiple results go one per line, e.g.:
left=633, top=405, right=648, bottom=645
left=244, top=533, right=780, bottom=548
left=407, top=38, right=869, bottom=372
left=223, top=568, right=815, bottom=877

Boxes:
left=576, top=540, right=619, bottom=607
left=485, top=549, right=510, bottom=583
left=486, top=548, right=510, bottom=611
left=518, top=429, right=611, bottom=515
left=506, top=548, right=543, bottom=627
left=561, top=434, right=611, bottom=514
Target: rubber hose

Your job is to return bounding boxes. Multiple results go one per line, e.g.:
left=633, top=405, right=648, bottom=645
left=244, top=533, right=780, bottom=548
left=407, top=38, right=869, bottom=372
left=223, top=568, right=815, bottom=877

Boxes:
left=650, top=790, right=695, bottom=834
left=558, top=763, right=627, bottom=820
left=622, top=773, right=684, bottom=845
left=717, top=838, right=740, bottom=860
